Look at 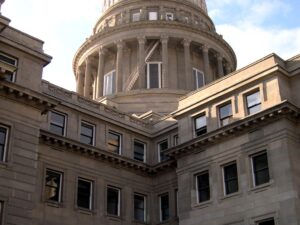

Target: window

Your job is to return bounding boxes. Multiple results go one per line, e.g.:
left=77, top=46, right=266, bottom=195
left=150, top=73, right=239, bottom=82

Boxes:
left=246, top=91, right=261, bottom=115
left=0, top=126, right=8, bottom=162
left=159, top=194, right=169, bottom=222
left=107, top=187, right=120, bottom=216
left=0, top=52, right=17, bottom=82
left=147, top=62, right=162, bottom=89
left=193, top=68, right=205, bottom=89
left=132, top=12, right=140, bottom=22
left=257, top=219, right=275, bottom=225
left=80, top=122, right=95, bottom=146
left=134, top=140, right=146, bottom=162
left=219, top=103, right=233, bottom=127
left=158, top=140, right=169, bottom=162
left=103, top=70, right=116, bottom=96
left=196, top=171, right=210, bottom=203
left=166, top=12, right=174, bottom=21
left=173, top=134, right=179, bottom=146
left=134, top=194, right=146, bottom=222
left=49, top=111, right=66, bottom=136
left=223, top=163, right=238, bottom=195
left=149, top=11, right=158, bottom=20
left=0, top=201, right=3, bottom=224
left=77, top=178, right=93, bottom=210
left=252, top=152, right=270, bottom=186
left=45, top=169, right=63, bottom=203
left=194, top=114, right=207, bottom=136
left=107, top=131, right=122, bottom=154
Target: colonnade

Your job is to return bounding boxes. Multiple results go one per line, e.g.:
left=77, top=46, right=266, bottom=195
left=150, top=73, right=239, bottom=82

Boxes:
left=76, top=36, right=232, bottom=99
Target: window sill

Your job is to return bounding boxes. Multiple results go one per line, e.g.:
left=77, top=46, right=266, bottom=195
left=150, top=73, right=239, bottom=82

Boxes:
left=0, top=161, right=9, bottom=169
left=220, top=191, right=242, bottom=201
left=106, top=214, right=122, bottom=221
left=249, top=179, right=274, bottom=193
left=132, top=220, right=148, bottom=225
left=46, top=201, right=64, bottom=208
left=75, top=207, right=95, bottom=215
left=192, top=200, right=213, bottom=209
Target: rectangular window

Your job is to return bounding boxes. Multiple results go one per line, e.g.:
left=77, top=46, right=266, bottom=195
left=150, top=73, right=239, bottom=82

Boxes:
left=196, top=171, right=210, bottom=203
left=103, top=71, right=116, bottom=96
left=149, top=11, right=158, bottom=20
left=45, top=169, right=63, bottom=203
left=107, top=187, right=120, bottom=216
left=165, top=12, right=174, bottom=21
left=246, top=91, right=261, bottom=115
left=134, top=194, right=146, bottom=222
left=158, top=140, right=169, bottom=162
left=80, top=122, right=95, bottom=146
left=193, top=68, right=205, bottom=89
left=159, top=194, right=169, bottom=222
left=147, top=62, right=162, bottom=89
left=0, top=201, right=3, bottom=224
left=194, top=114, right=207, bottom=136
left=252, top=152, right=270, bottom=186
left=50, top=111, right=66, bottom=136
left=219, top=103, right=232, bottom=127
left=132, top=12, right=140, bottom=22
left=257, top=219, right=275, bottom=225
left=77, top=178, right=93, bottom=210
left=0, top=52, right=17, bottom=82
left=107, top=131, right=122, bottom=154
left=173, top=134, right=179, bottom=146
left=0, top=126, right=8, bottom=162
left=134, top=140, right=146, bottom=162
left=223, top=163, right=238, bottom=195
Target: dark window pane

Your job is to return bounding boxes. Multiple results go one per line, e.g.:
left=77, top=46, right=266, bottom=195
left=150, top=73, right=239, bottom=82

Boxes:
left=159, top=140, right=169, bottom=161
left=45, top=170, right=62, bottom=202
left=80, top=123, right=94, bottom=145
left=77, top=179, right=92, bottom=209
left=259, top=219, right=275, bottom=225
left=107, top=188, right=119, bottom=215
left=51, top=112, right=65, bottom=125
left=134, top=195, right=145, bottom=222
left=253, top=153, right=270, bottom=186
left=247, top=92, right=260, bottom=107
left=224, top=163, right=238, bottom=195
left=149, top=64, right=159, bottom=88
left=160, top=194, right=169, bottom=221
left=0, top=54, right=16, bottom=65
left=50, top=124, right=64, bottom=136
left=197, top=172, right=210, bottom=203
left=134, top=141, right=145, bottom=162
left=50, top=112, right=65, bottom=136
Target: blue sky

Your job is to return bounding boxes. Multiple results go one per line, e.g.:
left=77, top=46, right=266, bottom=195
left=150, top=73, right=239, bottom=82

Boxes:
left=2, top=0, right=300, bottom=91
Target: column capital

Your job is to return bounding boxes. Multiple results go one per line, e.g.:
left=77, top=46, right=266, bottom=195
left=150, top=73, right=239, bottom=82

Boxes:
left=161, top=35, right=169, bottom=44
left=115, top=40, right=124, bottom=49
left=137, top=36, right=146, bottom=44
left=85, top=57, right=92, bottom=65
left=182, top=39, right=191, bottom=47
left=99, top=46, right=108, bottom=56
left=201, top=44, right=210, bottom=53
left=215, top=53, right=224, bottom=61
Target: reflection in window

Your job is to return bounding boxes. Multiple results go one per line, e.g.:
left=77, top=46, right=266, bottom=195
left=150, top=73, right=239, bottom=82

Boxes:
left=219, top=103, right=232, bottom=127
left=194, top=114, right=207, bottom=136
left=107, top=131, right=121, bottom=154
left=246, top=92, right=261, bottom=115
left=103, top=71, right=116, bottom=96
left=193, top=68, right=205, bottom=89
left=80, top=122, right=95, bottom=145
left=45, top=169, right=62, bottom=202
left=50, top=111, right=66, bottom=136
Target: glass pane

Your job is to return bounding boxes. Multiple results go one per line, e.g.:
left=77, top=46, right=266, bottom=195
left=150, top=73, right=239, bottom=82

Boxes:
left=134, top=195, right=145, bottom=221
left=253, top=153, right=270, bottom=186
left=0, top=54, right=16, bottom=65
left=255, top=170, right=270, bottom=186
left=253, top=153, right=268, bottom=171
left=259, top=219, right=275, bottom=225
left=159, top=141, right=168, bottom=151
left=220, top=104, right=232, bottom=119
left=132, top=13, right=140, bottom=22
left=0, top=146, right=4, bottom=160
left=249, top=104, right=261, bottom=115
left=50, top=124, right=64, bottom=136
left=51, top=112, right=65, bottom=126
left=195, top=115, right=206, bottom=129
left=45, top=170, right=61, bottom=202
left=77, top=179, right=91, bottom=209
left=226, top=180, right=238, bottom=194
left=224, top=164, right=237, bottom=180
left=197, top=172, right=210, bottom=202
left=196, top=71, right=205, bottom=88
left=0, top=127, right=6, bottom=144
left=134, top=141, right=145, bottom=161
left=247, top=92, right=261, bottom=108
left=149, top=12, right=158, bottom=20
left=149, top=64, right=159, bottom=88
left=160, top=195, right=169, bottom=221
left=107, top=188, right=119, bottom=215
left=80, top=135, right=93, bottom=145
left=81, top=124, right=93, bottom=137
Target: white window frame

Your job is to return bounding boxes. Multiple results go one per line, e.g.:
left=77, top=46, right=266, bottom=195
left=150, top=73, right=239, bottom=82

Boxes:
left=134, top=193, right=146, bottom=222
left=45, top=169, right=63, bottom=203
left=158, top=139, right=168, bottom=162
left=193, top=114, right=207, bottom=137
left=80, top=121, right=95, bottom=146
left=251, top=151, right=270, bottom=187
left=159, top=193, right=169, bottom=222
left=147, top=62, right=162, bottom=89
left=195, top=171, right=210, bottom=204
left=0, top=125, right=9, bottom=162
left=107, top=186, right=121, bottom=216
left=222, top=162, right=238, bottom=196
left=165, top=12, right=174, bottom=21
left=49, top=111, right=67, bottom=136
left=246, top=91, right=261, bottom=115
left=218, top=102, right=233, bottom=127
left=108, top=130, right=122, bottom=155
left=0, top=52, right=18, bottom=82
left=193, top=68, right=205, bottom=89
left=77, top=178, right=93, bottom=210
left=132, top=12, right=141, bottom=22
left=103, top=70, right=116, bottom=96
left=133, top=140, right=146, bottom=163
left=149, top=11, right=158, bottom=21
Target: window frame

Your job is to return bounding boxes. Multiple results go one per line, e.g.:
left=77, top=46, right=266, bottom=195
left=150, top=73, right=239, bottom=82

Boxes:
left=193, top=68, right=205, bottom=89
left=165, top=12, right=174, bottom=21
left=218, top=102, right=233, bottom=127
left=0, top=125, right=9, bottom=162
left=173, top=134, right=179, bottom=146
left=103, top=70, right=116, bottom=96
left=107, top=186, right=121, bottom=217
left=251, top=151, right=270, bottom=187
left=147, top=62, right=162, bottom=89
left=148, top=11, right=158, bottom=21
left=159, top=193, right=169, bottom=222
left=107, top=130, right=122, bottom=155
left=76, top=178, right=93, bottom=210
left=246, top=91, right=262, bottom=115
left=194, top=114, right=207, bottom=137
left=132, top=12, right=141, bottom=22
left=195, top=171, right=210, bottom=204
left=49, top=111, right=67, bottom=136
left=256, top=218, right=275, bottom=225
left=80, top=121, right=95, bottom=146
left=133, top=140, right=146, bottom=163
left=45, top=169, right=63, bottom=203
left=222, top=162, right=239, bottom=196
left=134, top=193, right=146, bottom=222
left=0, top=51, right=18, bottom=82
left=158, top=139, right=169, bottom=162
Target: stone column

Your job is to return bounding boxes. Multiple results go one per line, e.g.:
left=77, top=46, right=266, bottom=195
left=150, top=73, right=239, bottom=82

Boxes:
left=0, top=0, right=5, bottom=13
left=183, top=39, right=192, bottom=90
left=116, top=40, right=124, bottom=93
left=161, top=35, right=169, bottom=88
left=84, top=57, right=92, bottom=98
left=96, top=47, right=106, bottom=98
left=76, top=68, right=84, bottom=95
left=202, top=45, right=212, bottom=83
left=217, top=53, right=224, bottom=77
left=138, top=37, right=146, bottom=88
left=225, top=63, right=232, bottom=75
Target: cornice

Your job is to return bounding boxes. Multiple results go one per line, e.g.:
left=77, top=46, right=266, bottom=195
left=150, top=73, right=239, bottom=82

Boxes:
left=165, top=101, right=300, bottom=159
left=0, top=80, right=58, bottom=113
left=40, top=130, right=176, bottom=176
